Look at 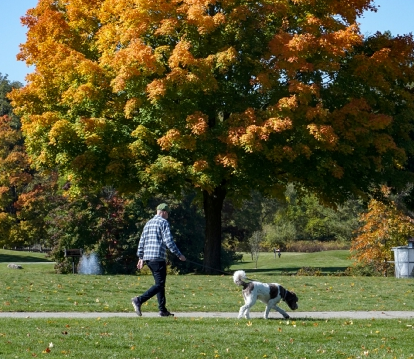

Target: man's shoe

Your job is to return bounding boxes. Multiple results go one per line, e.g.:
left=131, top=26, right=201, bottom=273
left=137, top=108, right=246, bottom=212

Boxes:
left=131, top=297, right=142, bottom=316
left=159, top=310, right=174, bottom=317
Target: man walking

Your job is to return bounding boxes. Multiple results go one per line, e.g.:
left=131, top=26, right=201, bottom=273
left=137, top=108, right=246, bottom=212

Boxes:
left=131, top=203, right=186, bottom=317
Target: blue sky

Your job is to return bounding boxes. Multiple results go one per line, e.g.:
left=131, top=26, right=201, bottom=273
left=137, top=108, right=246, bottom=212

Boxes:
left=1, top=0, right=413, bottom=84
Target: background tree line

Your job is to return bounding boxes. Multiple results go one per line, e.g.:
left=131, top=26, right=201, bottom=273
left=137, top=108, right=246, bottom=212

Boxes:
left=2, top=71, right=414, bottom=275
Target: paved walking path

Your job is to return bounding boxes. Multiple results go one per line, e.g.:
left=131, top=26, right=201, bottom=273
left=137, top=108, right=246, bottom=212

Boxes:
left=1, top=311, right=414, bottom=319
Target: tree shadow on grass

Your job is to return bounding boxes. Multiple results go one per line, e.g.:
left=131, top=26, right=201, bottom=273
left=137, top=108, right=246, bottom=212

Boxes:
left=0, top=253, right=52, bottom=262
left=242, top=266, right=348, bottom=276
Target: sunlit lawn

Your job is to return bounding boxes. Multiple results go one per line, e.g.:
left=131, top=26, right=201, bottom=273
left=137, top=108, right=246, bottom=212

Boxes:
left=1, top=317, right=414, bottom=359
left=1, top=249, right=414, bottom=313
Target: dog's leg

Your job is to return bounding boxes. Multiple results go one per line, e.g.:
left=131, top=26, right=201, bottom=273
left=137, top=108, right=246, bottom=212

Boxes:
left=237, top=291, right=248, bottom=319
left=238, top=305, right=246, bottom=319
left=245, top=304, right=252, bottom=319
left=264, top=298, right=278, bottom=319
left=263, top=304, right=271, bottom=319
left=273, top=304, right=290, bottom=319
left=240, top=295, right=256, bottom=319
left=238, top=303, right=252, bottom=319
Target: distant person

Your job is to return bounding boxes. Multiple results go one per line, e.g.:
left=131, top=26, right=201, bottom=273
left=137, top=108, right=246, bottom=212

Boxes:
left=131, top=203, right=186, bottom=317
left=277, top=248, right=281, bottom=258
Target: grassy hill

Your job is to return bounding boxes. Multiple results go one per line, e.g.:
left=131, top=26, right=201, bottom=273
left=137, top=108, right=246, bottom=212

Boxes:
left=0, top=248, right=53, bottom=262
left=231, top=250, right=353, bottom=276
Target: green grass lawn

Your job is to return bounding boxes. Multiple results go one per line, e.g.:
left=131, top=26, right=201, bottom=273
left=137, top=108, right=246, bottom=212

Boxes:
left=0, top=249, right=53, bottom=263
left=232, top=250, right=353, bottom=275
left=1, top=249, right=414, bottom=358
left=1, top=317, right=414, bottom=358
left=1, top=249, right=413, bottom=313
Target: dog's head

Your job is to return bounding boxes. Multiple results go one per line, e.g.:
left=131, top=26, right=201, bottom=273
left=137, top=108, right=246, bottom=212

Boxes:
left=284, top=290, right=299, bottom=310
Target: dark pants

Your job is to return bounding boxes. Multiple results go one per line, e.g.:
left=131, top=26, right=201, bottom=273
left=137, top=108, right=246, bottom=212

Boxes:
left=139, top=260, right=167, bottom=312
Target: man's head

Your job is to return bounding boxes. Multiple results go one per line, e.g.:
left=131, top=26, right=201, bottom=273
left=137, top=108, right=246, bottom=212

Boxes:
left=156, top=203, right=170, bottom=219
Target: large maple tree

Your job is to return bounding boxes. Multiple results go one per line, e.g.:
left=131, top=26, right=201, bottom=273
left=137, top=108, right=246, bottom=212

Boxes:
left=10, top=0, right=414, bottom=272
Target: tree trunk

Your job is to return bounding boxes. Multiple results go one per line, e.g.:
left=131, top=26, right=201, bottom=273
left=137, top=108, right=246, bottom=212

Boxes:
left=203, top=185, right=226, bottom=274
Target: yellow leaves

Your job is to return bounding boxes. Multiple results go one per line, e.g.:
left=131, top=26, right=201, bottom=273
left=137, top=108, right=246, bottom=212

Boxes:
left=288, top=81, right=320, bottom=105
left=155, top=18, right=179, bottom=36
left=239, top=126, right=267, bottom=152
left=307, top=124, right=338, bottom=147
left=158, top=116, right=209, bottom=151
left=96, top=22, right=119, bottom=56
left=277, top=96, right=298, bottom=111
left=169, top=40, right=195, bottom=68
left=306, top=104, right=328, bottom=122
left=131, top=125, right=154, bottom=141
left=264, top=117, right=292, bottom=133
left=269, top=17, right=363, bottom=76
left=215, top=153, right=238, bottom=169
left=148, top=41, right=222, bottom=103
left=62, top=83, right=101, bottom=106
left=76, top=117, right=107, bottom=147
left=124, top=98, right=142, bottom=119
left=158, top=129, right=181, bottom=151
left=162, top=134, right=197, bottom=152
left=215, top=47, right=237, bottom=70
left=186, top=112, right=209, bottom=135
left=226, top=108, right=293, bottom=152
left=146, top=155, right=185, bottom=182
left=192, top=160, right=209, bottom=172
left=352, top=188, right=414, bottom=269
left=23, top=112, right=59, bottom=134
left=181, top=0, right=226, bottom=34
left=49, top=120, right=77, bottom=146
left=146, top=79, right=167, bottom=102
left=129, top=125, right=155, bottom=160
left=110, top=39, right=161, bottom=92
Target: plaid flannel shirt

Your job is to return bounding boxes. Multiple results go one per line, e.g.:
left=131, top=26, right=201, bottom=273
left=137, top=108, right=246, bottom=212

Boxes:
left=137, top=215, right=182, bottom=261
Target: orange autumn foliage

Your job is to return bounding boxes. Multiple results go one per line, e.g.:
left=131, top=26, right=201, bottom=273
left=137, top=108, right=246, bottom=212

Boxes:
left=0, top=115, right=59, bottom=247
left=10, top=0, right=414, bottom=196
left=352, top=189, right=414, bottom=272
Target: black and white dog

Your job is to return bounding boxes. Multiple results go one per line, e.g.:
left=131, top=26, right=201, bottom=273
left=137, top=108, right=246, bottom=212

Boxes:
left=233, top=270, right=298, bottom=319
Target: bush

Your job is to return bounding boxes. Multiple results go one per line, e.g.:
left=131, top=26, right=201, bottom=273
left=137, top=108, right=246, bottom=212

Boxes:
left=297, top=267, right=322, bottom=276
left=344, top=262, right=386, bottom=277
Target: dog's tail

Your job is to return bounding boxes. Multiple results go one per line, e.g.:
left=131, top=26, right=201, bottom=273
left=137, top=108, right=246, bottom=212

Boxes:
left=233, top=270, right=249, bottom=288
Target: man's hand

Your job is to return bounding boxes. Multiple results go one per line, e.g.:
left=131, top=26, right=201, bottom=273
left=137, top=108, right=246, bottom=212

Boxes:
left=137, top=259, right=144, bottom=270
left=179, top=254, right=186, bottom=261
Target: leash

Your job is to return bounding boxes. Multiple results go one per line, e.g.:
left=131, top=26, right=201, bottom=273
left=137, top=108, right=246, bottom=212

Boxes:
left=184, top=259, right=258, bottom=281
